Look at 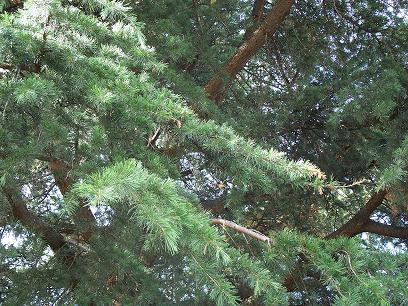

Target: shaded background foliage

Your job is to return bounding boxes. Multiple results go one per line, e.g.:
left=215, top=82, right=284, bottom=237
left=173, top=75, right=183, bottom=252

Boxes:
left=0, top=0, right=407, bottom=305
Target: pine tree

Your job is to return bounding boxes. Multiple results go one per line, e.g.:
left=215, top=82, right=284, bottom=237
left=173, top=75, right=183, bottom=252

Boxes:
left=0, top=0, right=407, bottom=305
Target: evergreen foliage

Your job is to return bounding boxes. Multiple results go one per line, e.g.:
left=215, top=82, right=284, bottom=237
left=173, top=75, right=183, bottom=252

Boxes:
left=0, top=0, right=407, bottom=305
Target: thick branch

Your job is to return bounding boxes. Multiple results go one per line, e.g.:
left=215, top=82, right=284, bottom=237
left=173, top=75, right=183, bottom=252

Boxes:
left=45, top=156, right=72, bottom=194
left=3, top=186, right=66, bottom=252
left=204, top=0, right=294, bottom=104
left=362, top=220, right=408, bottom=240
left=0, top=62, right=42, bottom=74
left=283, top=190, right=389, bottom=292
left=39, top=154, right=96, bottom=242
left=325, top=190, right=387, bottom=239
left=243, top=0, right=266, bottom=39
left=211, top=218, right=272, bottom=244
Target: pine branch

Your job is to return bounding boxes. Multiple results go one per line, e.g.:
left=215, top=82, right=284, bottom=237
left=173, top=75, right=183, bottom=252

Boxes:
left=2, top=186, right=67, bottom=252
left=283, top=190, right=390, bottom=292
left=362, top=219, right=408, bottom=240
left=243, top=0, right=266, bottom=39
left=325, top=190, right=388, bottom=239
left=38, top=154, right=96, bottom=242
left=204, top=0, right=294, bottom=104
left=211, top=218, right=272, bottom=244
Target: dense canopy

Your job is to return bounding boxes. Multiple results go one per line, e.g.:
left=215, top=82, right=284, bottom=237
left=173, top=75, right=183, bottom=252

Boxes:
left=0, top=0, right=407, bottom=305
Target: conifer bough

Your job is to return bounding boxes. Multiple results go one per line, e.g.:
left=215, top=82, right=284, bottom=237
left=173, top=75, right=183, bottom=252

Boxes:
left=0, top=0, right=407, bottom=305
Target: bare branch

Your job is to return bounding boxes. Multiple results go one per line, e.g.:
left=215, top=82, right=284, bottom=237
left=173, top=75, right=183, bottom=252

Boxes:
left=326, top=190, right=388, bottom=239
left=211, top=218, right=272, bottom=244
left=362, top=220, right=408, bottom=240
left=204, top=0, right=294, bottom=104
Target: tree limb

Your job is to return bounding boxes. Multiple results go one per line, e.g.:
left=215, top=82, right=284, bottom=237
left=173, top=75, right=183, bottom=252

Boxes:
left=243, top=0, right=266, bottom=39
left=211, top=218, right=272, bottom=244
left=325, top=190, right=388, bottom=239
left=38, top=154, right=96, bottom=242
left=2, top=186, right=67, bottom=252
left=204, top=0, right=294, bottom=104
left=283, top=190, right=389, bottom=292
left=362, top=219, right=408, bottom=240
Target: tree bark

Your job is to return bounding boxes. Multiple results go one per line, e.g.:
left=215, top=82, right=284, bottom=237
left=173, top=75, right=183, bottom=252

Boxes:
left=362, top=219, right=408, bottom=240
left=40, top=154, right=97, bottom=242
left=3, top=186, right=67, bottom=252
left=243, top=0, right=266, bottom=39
left=325, top=190, right=387, bottom=239
left=211, top=218, right=272, bottom=244
left=204, top=0, right=294, bottom=104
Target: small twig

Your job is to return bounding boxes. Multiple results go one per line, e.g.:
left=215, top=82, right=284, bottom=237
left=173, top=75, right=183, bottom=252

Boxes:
left=335, top=179, right=369, bottom=189
left=337, top=250, right=359, bottom=278
left=36, top=183, right=56, bottom=204
left=2, top=100, right=8, bottom=121
left=242, top=232, right=255, bottom=257
left=147, top=126, right=161, bottom=148
left=211, top=218, right=273, bottom=245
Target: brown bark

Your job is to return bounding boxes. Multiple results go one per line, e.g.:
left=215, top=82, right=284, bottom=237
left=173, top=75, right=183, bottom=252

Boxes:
left=3, top=186, right=67, bottom=252
left=41, top=155, right=97, bottom=242
left=251, top=0, right=265, bottom=21
left=0, top=154, right=94, bottom=256
left=362, top=219, right=408, bottom=240
left=211, top=218, right=272, bottom=244
left=204, top=0, right=294, bottom=104
left=283, top=190, right=389, bottom=292
left=325, top=190, right=387, bottom=239
left=47, top=157, right=73, bottom=194
left=243, top=0, right=266, bottom=39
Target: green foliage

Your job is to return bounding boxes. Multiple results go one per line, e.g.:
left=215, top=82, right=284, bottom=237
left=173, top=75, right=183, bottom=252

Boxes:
left=377, top=135, right=408, bottom=189
left=1, top=0, right=407, bottom=305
